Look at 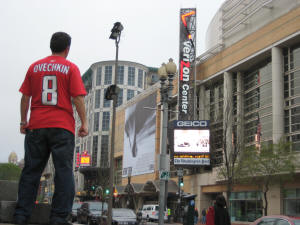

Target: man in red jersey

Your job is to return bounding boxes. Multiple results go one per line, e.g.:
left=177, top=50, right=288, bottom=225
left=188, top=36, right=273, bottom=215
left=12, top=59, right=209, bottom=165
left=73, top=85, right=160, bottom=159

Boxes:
left=14, top=32, right=88, bottom=225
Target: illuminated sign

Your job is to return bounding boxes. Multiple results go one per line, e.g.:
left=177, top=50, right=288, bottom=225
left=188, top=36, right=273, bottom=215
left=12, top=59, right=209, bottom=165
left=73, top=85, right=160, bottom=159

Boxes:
left=172, top=120, right=210, bottom=166
left=80, top=151, right=91, bottom=167
left=179, top=8, right=196, bottom=120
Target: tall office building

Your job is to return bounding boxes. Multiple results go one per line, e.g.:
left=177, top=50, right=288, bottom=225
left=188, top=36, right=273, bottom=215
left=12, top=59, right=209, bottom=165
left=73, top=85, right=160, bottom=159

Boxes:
left=74, top=60, right=158, bottom=193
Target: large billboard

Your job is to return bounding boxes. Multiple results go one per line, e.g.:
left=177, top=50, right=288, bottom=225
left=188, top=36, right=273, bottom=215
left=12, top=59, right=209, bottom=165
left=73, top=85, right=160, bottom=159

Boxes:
left=178, top=8, right=196, bottom=120
left=172, top=120, right=210, bottom=166
left=122, top=93, right=156, bottom=177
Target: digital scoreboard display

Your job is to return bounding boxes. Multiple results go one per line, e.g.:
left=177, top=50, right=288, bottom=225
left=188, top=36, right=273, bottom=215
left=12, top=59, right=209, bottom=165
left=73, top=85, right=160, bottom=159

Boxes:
left=172, top=120, right=210, bottom=166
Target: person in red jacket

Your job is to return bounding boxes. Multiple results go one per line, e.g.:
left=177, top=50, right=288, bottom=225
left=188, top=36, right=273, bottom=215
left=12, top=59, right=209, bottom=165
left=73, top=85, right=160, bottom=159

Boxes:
left=14, top=32, right=88, bottom=225
left=206, top=195, right=231, bottom=225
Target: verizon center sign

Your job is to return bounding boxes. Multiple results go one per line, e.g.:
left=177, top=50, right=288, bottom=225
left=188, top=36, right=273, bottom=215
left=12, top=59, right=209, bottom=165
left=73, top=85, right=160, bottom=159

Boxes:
left=178, top=8, right=196, bottom=120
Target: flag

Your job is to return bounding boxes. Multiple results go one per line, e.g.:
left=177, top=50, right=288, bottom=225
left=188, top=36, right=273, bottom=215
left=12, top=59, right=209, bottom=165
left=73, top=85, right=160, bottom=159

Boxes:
left=255, top=115, right=261, bottom=149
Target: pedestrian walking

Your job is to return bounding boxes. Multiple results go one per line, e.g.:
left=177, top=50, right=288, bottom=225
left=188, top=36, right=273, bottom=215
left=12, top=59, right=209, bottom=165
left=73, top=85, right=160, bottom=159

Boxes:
left=194, top=208, right=199, bottom=225
left=206, top=195, right=231, bottom=225
left=168, top=208, right=171, bottom=223
left=14, top=31, right=88, bottom=225
left=201, top=208, right=207, bottom=224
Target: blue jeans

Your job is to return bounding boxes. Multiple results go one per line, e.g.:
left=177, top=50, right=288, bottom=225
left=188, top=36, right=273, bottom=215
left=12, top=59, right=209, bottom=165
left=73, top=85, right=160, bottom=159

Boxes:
left=14, top=128, right=75, bottom=223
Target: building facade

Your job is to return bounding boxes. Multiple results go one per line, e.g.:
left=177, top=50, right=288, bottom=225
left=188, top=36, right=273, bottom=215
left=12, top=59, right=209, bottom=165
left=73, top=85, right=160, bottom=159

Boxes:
left=75, top=0, right=300, bottom=222
left=74, top=60, right=158, bottom=196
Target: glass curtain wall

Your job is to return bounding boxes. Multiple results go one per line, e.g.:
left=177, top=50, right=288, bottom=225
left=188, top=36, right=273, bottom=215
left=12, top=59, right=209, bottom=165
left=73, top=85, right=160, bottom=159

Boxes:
left=283, top=188, right=300, bottom=216
left=229, top=191, right=263, bottom=222
left=243, top=60, right=272, bottom=146
left=284, top=44, right=300, bottom=151
left=100, top=135, right=109, bottom=168
left=92, top=135, right=98, bottom=167
left=205, top=79, right=224, bottom=166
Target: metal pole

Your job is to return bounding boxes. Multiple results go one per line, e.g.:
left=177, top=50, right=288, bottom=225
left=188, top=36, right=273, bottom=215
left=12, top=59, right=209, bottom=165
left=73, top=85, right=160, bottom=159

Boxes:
left=107, top=37, right=119, bottom=225
left=158, top=79, right=168, bottom=225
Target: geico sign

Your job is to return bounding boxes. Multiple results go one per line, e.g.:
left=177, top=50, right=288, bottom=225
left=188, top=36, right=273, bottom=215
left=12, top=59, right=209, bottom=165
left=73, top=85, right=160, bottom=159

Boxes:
left=176, top=120, right=209, bottom=128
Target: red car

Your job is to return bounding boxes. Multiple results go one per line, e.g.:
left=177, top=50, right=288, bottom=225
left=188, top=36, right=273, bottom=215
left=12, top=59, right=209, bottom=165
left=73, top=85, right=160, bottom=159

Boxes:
left=250, top=215, right=300, bottom=225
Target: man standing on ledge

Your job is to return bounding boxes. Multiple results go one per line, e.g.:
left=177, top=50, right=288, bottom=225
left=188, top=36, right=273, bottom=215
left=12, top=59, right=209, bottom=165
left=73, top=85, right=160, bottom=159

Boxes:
left=14, top=31, right=88, bottom=225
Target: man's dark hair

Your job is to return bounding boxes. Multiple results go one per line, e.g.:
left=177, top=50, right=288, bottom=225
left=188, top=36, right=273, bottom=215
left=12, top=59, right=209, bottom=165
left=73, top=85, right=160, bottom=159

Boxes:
left=50, top=32, right=71, bottom=53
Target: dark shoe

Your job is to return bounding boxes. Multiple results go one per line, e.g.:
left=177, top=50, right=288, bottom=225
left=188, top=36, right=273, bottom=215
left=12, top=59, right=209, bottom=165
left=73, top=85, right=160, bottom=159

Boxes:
left=13, top=217, right=28, bottom=225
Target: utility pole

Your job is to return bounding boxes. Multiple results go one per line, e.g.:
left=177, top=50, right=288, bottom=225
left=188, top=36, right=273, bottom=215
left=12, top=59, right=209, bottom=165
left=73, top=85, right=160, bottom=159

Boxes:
left=157, top=59, right=177, bottom=225
left=107, top=22, right=123, bottom=225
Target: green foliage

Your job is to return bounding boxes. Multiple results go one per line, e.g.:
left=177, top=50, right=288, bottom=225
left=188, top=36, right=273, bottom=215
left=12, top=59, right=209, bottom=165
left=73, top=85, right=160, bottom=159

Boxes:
left=236, top=139, right=296, bottom=183
left=0, top=163, right=22, bottom=180
left=235, top=139, right=297, bottom=215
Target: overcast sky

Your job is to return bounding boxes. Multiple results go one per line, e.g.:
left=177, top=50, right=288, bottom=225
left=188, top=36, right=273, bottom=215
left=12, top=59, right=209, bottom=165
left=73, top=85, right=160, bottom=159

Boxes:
left=0, top=0, right=225, bottom=163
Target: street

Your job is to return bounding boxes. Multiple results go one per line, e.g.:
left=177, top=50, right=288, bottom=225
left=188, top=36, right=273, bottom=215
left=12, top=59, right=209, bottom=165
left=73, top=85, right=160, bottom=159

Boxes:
left=73, top=222, right=182, bottom=225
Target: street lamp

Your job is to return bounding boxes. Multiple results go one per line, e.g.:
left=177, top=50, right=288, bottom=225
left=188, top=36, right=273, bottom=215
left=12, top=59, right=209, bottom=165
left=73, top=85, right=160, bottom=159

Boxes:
left=158, top=58, right=177, bottom=225
left=106, top=21, right=123, bottom=225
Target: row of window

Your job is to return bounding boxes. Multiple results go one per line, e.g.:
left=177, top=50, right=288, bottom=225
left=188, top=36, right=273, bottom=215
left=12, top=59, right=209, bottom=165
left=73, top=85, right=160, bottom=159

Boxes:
left=284, top=44, right=300, bottom=150
left=93, top=111, right=110, bottom=132
left=95, top=65, right=144, bottom=88
left=94, top=88, right=138, bottom=109
left=228, top=189, right=300, bottom=222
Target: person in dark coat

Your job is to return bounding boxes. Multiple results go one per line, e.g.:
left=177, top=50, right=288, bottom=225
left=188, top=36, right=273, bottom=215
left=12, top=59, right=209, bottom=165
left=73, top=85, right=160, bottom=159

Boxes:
left=206, top=195, right=231, bottom=225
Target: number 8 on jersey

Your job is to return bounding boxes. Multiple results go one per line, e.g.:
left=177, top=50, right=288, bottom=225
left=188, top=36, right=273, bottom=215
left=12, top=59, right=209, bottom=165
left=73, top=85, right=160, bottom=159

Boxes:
left=42, top=75, right=57, bottom=105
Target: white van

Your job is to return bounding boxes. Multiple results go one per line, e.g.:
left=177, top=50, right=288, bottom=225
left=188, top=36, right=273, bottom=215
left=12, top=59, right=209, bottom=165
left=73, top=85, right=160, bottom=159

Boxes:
left=141, top=204, right=168, bottom=221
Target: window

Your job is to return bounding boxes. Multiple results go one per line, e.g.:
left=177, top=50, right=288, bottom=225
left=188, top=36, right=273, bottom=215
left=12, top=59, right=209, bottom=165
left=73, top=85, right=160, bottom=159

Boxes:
left=117, top=66, right=124, bottom=85
left=103, top=88, right=111, bottom=108
left=128, top=67, right=135, bottom=86
left=100, top=135, right=109, bottom=167
left=257, top=219, right=277, bottom=225
left=95, top=89, right=101, bottom=109
left=243, top=61, right=272, bottom=145
left=284, top=45, right=300, bottom=150
left=229, top=191, right=263, bottom=222
left=205, top=81, right=224, bottom=166
left=87, top=136, right=91, bottom=152
left=96, top=67, right=102, bottom=86
left=93, top=112, right=99, bottom=132
left=104, top=66, right=112, bottom=85
left=283, top=188, right=300, bottom=216
left=276, top=219, right=290, bottom=225
left=117, top=88, right=123, bottom=107
left=92, top=135, right=98, bottom=167
left=127, top=89, right=134, bottom=101
left=138, top=69, right=143, bottom=88
left=102, top=112, right=110, bottom=131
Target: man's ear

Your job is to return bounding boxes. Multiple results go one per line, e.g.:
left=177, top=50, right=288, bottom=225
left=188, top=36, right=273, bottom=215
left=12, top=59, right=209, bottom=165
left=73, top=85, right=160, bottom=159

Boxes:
left=64, top=47, right=70, bottom=58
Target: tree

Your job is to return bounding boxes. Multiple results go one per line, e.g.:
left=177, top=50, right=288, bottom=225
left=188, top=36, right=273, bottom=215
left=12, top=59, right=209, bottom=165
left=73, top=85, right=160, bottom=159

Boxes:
left=215, top=72, right=242, bottom=202
left=235, top=139, right=296, bottom=216
left=0, top=163, right=22, bottom=180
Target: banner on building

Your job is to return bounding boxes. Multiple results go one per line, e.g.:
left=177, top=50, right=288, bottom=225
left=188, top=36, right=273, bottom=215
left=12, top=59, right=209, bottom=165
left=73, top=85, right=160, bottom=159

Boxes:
left=122, top=93, right=156, bottom=177
left=178, top=8, right=196, bottom=120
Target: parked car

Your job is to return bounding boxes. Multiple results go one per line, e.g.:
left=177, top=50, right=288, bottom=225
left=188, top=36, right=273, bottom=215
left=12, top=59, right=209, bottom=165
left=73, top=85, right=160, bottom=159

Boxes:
left=250, top=215, right=300, bottom=225
left=140, top=204, right=168, bottom=222
left=99, top=208, right=138, bottom=225
left=77, top=201, right=108, bottom=225
left=71, top=202, right=82, bottom=222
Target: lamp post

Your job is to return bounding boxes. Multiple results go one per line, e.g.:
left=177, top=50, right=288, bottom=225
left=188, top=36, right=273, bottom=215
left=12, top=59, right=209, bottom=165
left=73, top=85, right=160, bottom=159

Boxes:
left=106, top=21, right=123, bottom=225
left=158, top=58, right=177, bottom=225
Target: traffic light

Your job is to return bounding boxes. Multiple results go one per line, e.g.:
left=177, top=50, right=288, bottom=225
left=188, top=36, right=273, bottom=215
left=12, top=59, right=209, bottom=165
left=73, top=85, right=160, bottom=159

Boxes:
left=179, top=177, right=184, bottom=187
left=105, top=188, right=110, bottom=195
left=91, top=185, right=96, bottom=191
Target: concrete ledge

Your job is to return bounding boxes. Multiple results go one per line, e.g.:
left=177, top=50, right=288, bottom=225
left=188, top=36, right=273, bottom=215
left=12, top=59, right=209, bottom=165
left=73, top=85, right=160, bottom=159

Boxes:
left=0, top=201, right=50, bottom=224
left=0, top=180, right=18, bottom=201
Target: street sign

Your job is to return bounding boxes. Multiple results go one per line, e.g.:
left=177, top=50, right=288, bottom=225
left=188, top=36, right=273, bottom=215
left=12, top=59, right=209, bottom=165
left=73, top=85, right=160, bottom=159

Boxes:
left=160, top=170, right=170, bottom=180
